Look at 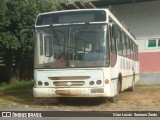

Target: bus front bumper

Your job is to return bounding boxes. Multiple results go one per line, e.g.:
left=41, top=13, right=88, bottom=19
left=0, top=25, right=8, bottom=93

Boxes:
left=33, top=87, right=109, bottom=98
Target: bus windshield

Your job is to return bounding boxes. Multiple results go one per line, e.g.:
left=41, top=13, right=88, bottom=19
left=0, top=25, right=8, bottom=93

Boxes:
left=35, top=24, right=109, bottom=68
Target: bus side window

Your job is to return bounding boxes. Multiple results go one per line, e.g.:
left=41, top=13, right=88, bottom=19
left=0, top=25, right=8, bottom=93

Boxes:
left=136, top=45, right=139, bottom=61
left=130, top=41, right=134, bottom=60
left=126, top=37, right=131, bottom=58
left=110, top=26, right=117, bottom=53
left=111, top=36, right=116, bottom=53
left=133, top=43, right=136, bottom=60
left=117, top=30, right=123, bottom=55
left=121, top=33, right=127, bottom=57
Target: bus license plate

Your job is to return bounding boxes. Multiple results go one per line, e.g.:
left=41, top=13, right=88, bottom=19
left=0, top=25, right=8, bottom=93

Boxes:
left=91, top=88, right=104, bottom=93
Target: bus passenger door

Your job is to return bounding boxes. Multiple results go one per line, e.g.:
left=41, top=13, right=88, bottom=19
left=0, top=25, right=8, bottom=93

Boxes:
left=43, top=34, right=53, bottom=64
left=37, top=32, right=53, bottom=65
left=37, top=33, right=44, bottom=65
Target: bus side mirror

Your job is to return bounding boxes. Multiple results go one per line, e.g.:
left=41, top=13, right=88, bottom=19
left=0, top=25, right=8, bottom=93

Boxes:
left=112, top=24, right=118, bottom=38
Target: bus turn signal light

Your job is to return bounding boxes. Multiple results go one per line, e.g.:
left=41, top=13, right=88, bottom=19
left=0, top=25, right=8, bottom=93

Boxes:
left=105, top=79, right=109, bottom=84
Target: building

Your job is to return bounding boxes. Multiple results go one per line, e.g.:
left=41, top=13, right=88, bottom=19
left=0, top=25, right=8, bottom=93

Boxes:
left=61, top=0, right=160, bottom=84
left=108, top=0, right=160, bottom=84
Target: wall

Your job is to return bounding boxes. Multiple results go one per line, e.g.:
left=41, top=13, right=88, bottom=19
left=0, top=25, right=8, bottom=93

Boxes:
left=139, top=52, right=160, bottom=72
left=111, top=1, right=160, bottom=39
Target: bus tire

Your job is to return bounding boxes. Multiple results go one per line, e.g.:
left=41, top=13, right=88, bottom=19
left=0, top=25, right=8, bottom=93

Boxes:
left=110, top=96, right=117, bottom=103
left=118, top=74, right=122, bottom=93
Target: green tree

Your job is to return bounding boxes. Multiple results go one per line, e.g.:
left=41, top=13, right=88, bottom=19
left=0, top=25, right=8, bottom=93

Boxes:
left=0, top=0, right=61, bottom=83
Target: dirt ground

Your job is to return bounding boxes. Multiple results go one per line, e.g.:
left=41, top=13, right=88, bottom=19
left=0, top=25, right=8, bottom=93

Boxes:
left=0, top=85, right=160, bottom=111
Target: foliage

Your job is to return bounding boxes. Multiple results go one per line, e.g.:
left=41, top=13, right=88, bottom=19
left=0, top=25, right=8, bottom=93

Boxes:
left=0, top=0, right=61, bottom=83
left=0, top=0, right=60, bottom=50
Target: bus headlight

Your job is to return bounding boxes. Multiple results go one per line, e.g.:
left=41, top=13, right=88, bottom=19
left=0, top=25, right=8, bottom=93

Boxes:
left=38, top=81, right=43, bottom=86
left=89, top=81, right=94, bottom=85
left=44, top=82, right=49, bottom=86
left=96, top=80, right=102, bottom=85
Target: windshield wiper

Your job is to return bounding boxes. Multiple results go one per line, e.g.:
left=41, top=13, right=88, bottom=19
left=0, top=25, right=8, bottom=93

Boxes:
left=50, top=24, right=60, bottom=43
left=79, top=22, right=90, bottom=32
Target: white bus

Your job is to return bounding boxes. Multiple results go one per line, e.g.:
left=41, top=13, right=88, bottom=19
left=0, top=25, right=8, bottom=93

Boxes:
left=33, top=8, right=139, bottom=102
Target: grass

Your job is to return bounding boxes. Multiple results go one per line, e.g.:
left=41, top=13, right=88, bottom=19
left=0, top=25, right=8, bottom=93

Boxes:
left=135, top=84, right=160, bottom=92
left=0, top=80, right=34, bottom=106
left=0, top=80, right=34, bottom=91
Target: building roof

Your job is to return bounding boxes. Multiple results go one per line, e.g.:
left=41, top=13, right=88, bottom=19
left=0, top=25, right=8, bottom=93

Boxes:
left=91, top=0, right=157, bottom=7
left=60, top=0, right=158, bottom=9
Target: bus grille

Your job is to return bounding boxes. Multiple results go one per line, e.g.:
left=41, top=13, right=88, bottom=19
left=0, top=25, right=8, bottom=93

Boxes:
left=53, top=81, right=85, bottom=87
left=49, top=76, right=90, bottom=80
